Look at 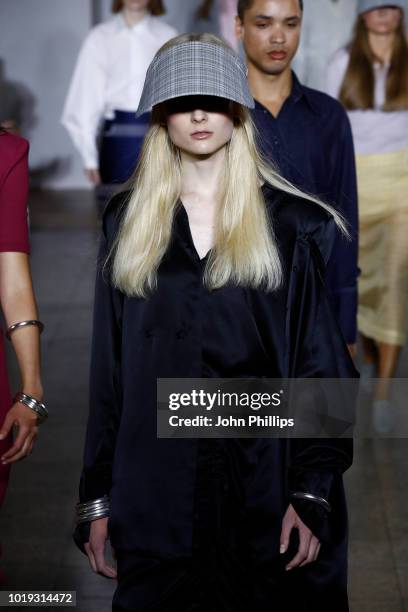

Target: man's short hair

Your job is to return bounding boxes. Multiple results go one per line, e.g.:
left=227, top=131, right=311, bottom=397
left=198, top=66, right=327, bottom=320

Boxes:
left=237, top=0, right=304, bottom=20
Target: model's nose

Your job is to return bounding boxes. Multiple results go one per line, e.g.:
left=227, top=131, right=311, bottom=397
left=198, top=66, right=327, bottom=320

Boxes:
left=269, top=24, right=285, bottom=45
left=191, top=109, right=207, bottom=123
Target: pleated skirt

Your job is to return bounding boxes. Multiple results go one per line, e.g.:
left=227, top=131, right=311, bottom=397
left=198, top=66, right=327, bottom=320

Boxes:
left=356, top=146, right=408, bottom=346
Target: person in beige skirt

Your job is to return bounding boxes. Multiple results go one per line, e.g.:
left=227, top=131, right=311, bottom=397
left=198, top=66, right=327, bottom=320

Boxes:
left=328, top=0, right=408, bottom=432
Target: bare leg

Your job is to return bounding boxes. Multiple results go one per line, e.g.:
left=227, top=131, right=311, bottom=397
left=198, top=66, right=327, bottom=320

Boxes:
left=374, top=342, right=402, bottom=401
left=360, top=333, right=377, bottom=365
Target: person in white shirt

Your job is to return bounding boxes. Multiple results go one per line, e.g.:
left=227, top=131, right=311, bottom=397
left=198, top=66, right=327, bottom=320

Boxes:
left=328, top=0, right=408, bottom=432
left=61, top=0, right=177, bottom=188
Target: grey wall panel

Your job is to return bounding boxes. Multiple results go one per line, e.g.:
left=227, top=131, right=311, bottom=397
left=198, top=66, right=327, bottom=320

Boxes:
left=0, top=0, right=92, bottom=189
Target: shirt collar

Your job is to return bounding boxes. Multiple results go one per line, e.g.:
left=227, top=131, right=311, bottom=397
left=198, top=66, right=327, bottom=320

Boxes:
left=289, top=72, right=320, bottom=115
left=254, top=71, right=320, bottom=117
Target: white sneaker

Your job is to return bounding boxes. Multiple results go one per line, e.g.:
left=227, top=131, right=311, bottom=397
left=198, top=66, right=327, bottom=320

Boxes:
left=360, top=362, right=376, bottom=393
left=372, top=399, right=394, bottom=434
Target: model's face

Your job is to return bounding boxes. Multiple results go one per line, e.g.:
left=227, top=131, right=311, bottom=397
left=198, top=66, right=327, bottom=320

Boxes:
left=362, top=7, right=402, bottom=34
left=165, top=96, right=234, bottom=158
left=236, top=0, right=302, bottom=76
left=122, top=0, right=149, bottom=12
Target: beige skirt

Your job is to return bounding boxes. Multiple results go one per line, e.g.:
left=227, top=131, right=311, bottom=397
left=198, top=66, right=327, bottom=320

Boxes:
left=356, top=147, right=408, bottom=346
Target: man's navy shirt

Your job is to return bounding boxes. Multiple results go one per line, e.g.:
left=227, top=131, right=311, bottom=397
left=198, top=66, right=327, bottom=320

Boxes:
left=251, top=73, right=359, bottom=344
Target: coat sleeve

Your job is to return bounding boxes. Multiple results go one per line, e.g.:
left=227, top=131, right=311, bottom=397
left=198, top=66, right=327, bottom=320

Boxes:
left=73, top=200, right=124, bottom=552
left=286, top=212, right=358, bottom=541
left=325, top=108, right=359, bottom=345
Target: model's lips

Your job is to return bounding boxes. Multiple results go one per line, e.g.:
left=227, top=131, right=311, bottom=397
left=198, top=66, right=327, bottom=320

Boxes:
left=191, top=131, right=213, bottom=140
left=267, top=50, right=287, bottom=61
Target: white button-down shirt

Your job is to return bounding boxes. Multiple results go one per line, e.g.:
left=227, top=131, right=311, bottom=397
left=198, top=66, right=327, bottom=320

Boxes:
left=61, top=13, right=177, bottom=169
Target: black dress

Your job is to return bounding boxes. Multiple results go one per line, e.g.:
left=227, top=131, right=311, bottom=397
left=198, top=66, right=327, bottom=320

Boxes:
left=75, top=184, right=358, bottom=611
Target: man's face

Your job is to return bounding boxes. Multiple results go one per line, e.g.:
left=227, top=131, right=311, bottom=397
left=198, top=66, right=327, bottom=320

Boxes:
left=236, top=0, right=302, bottom=76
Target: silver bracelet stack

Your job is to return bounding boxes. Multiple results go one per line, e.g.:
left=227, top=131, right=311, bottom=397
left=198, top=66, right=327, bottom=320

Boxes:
left=6, top=319, right=44, bottom=341
left=14, top=392, right=48, bottom=424
left=290, top=492, right=332, bottom=513
left=76, top=496, right=110, bottom=524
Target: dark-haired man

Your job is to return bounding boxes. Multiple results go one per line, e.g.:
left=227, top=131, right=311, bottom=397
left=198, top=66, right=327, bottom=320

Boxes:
left=236, top=0, right=359, bottom=355
left=236, top=2, right=357, bottom=609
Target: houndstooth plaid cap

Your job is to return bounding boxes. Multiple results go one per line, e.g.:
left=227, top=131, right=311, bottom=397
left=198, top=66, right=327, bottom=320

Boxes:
left=136, top=41, right=255, bottom=117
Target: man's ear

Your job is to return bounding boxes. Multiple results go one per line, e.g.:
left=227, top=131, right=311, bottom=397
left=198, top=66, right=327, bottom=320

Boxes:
left=235, top=15, right=244, bottom=42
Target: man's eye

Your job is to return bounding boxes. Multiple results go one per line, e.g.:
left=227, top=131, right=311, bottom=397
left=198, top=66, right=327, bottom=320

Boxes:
left=287, top=21, right=299, bottom=28
left=255, top=22, right=268, bottom=29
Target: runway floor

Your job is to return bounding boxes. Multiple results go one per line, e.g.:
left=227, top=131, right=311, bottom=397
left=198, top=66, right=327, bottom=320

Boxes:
left=0, top=189, right=407, bottom=611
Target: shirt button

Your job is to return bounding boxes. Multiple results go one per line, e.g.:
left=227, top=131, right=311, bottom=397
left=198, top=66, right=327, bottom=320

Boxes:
left=292, top=265, right=298, bottom=272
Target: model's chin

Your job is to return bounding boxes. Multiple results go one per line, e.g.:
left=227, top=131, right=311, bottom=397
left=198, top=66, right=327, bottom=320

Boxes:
left=261, top=59, right=290, bottom=76
left=182, top=141, right=225, bottom=157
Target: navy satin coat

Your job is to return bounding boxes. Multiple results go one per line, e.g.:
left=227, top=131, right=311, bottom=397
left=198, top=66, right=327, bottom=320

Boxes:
left=75, top=185, right=358, bottom=609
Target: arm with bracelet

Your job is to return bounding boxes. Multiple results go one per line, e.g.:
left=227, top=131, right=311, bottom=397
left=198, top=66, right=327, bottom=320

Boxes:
left=0, top=132, right=46, bottom=470
left=281, top=212, right=357, bottom=571
left=73, top=199, right=124, bottom=579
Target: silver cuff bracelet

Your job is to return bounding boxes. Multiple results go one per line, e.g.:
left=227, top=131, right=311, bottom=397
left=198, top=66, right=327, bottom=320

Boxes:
left=6, top=320, right=44, bottom=340
left=290, top=492, right=332, bottom=513
left=76, top=496, right=110, bottom=524
left=14, top=392, right=48, bottom=424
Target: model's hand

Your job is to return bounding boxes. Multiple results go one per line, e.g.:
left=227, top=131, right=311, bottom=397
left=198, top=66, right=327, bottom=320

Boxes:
left=85, top=517, right=117, bottom=579
left=280, top=504, right=321, bottom=571
left=85, top=168, right=101, bottom=185
left=0, top=402, right=39, bottom=464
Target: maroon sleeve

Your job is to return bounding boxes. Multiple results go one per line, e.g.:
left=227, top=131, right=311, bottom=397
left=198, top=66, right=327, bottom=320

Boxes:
left=0, top=135, right=30, bottom=254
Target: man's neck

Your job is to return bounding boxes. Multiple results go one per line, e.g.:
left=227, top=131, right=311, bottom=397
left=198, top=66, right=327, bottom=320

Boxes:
left=122, top=7, right=148, bottom=28
left=248, top=63, right=293, bottom=118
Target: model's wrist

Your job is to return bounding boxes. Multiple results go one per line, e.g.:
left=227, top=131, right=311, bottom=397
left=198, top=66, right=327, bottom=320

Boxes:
left=21, top=382, right=43, bottom=402
left=76, top=496, right=110, bottom=524
left=290, top=491, right=331, bottom=513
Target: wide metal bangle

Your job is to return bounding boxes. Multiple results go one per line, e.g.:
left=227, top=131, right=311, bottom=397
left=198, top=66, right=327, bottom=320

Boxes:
left=76, top=496, right=110, bottom=524
left=14, top=392, right=48, bottom=424
left=290, top=492, right=332, bottom=513
left=6, top=320, right=45, bottom=340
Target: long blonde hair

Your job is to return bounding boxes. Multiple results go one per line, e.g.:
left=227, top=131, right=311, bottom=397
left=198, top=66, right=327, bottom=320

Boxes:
left=111, top=34, right=348, bottom=298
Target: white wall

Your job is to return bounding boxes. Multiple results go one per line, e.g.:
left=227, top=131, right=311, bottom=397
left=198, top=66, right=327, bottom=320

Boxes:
left=0, top=0, right=92, bottom=189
